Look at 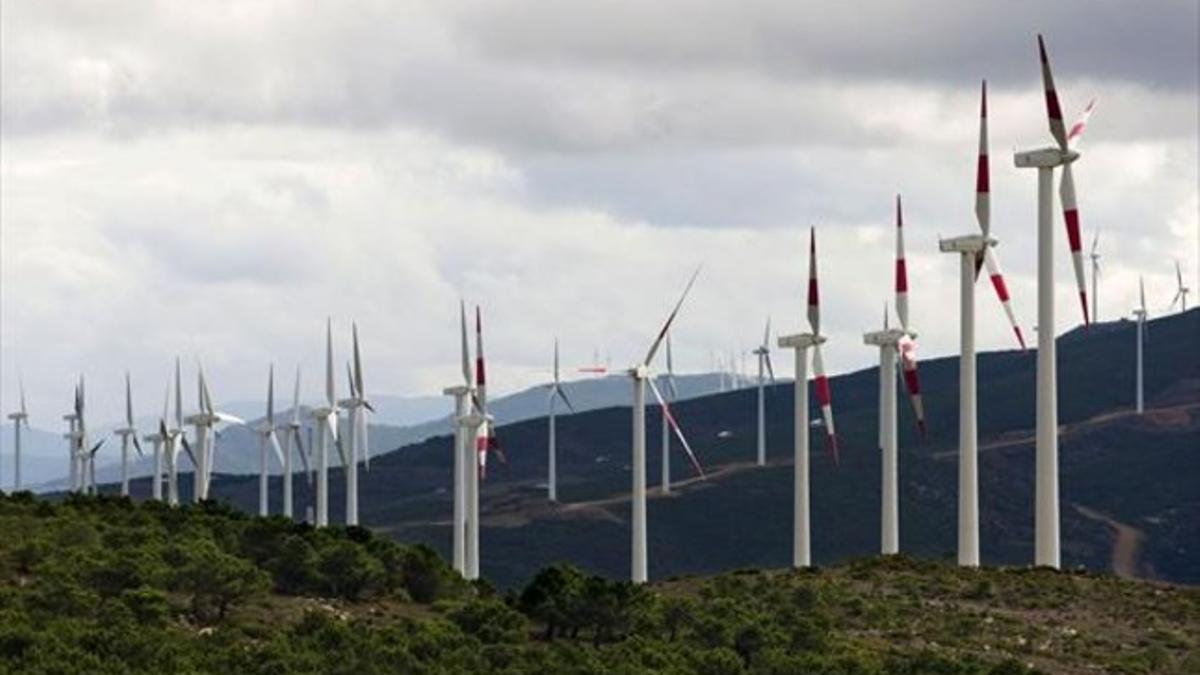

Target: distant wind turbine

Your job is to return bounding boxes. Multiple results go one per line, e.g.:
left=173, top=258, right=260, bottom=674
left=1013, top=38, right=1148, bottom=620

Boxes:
left=546, top=338, right=575, bottom=502
left=1133, top=277, right=1148, bottom=414
left=186, top=363, right=245, bottom=502
left=752, top=317, right=776, bottom=467
left=113, top=372, right=144, bottom=496
left=443, top=301, right=473, bottom=574
left=309, top=319, right=340, bottom=526
left=659, top=333, right=680, bottom=494
left=338, top=323, right=374, bottom=526
left=255, top=365, right=286, bottom=516
left=281, top=365, right=308, bottom=519
left=1169, top=260, right=1189, bottom=312
left=1089, top=231, right=1102, bottom=323
left=6, top=380, right=29, bottom=491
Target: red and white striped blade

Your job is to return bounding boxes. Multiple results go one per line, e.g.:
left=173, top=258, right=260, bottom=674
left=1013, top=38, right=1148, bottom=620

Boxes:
left=643, top=266, right=702, bottom=368
left=894, top=195, right=910, bottom=332
left=1038, top=34, right=1068, bottom=151
left=1059, top=163, right=1091, bottom=325
left=807, top=227, right=821, bottom=335
left=474, top=306, right=488, bottom=410
left=811, top=343, right=838, bottom=464
left=646, top=376, right=704, bottom=477
left=897, top=336, right=927, bottom=438
left=1066, top=98, right=1097, bottom=148
left=975, top=80, right=990, bottom=239
left=983, top=248, right=1027, bottom=349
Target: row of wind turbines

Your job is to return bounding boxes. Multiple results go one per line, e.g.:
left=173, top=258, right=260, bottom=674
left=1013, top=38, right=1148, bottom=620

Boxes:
left=2, top=35, right=1193, bottom=585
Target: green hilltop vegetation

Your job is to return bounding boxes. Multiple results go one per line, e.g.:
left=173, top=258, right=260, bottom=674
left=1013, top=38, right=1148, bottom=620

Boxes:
left=1, top=494, right=1197, bottom=675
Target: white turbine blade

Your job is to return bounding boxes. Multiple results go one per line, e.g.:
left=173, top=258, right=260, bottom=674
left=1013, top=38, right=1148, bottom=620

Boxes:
left=894, top=194, right=910, bottom=332
left=642, top=265, right=702, bottom=368
left=460, top=300, right=472, bottom=386
left=556, top=386, right=576, bottom=414
left=646, top=376, right=703, bottom=477
left=761, top=316, right=771, bottom=349
left=293, top=427, right=310, bottom=473
left=1177, top=260, right=1184, bottom=290
left=1139, top=276, right=1146, bottom=313
left=808, top=227, right=821, bottom=335
left=174, top=357, right=183, bottom=429
left=266, top=363, right=275, bottom=424
left=291, top=365, right=302, bottom=425
left=764, top=352, right=776, bottom=384
left=975, top=80, right=990, bottom=238
left=359, top=407, right=370, bottom=469
left=553, top=338, right=560, bottom=383
left=352, top=322, right=364, bottom=399
left=213, top=412, right=246, bottom=426
left=125, top=372, right=134, bottom=427
left=19, top=378, right=28, bottom=418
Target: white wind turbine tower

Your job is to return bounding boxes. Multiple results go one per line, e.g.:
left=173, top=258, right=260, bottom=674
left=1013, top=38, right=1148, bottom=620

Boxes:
left=545, top=338, right=576, bottom=502
left=1014, top=34, right=1096, bottom=568
left=162, top=358, right=189, bottom=505
left=63, top=380, right=82, bottom=492
left=659, top=333, right=680, bottom=494
left=1089, top=232, right=1102, bottom=323
left=752, top=318, right=776, bottom=466
left=443, top=301, right=473, bottom=574
left=863, top=196, right=927, bottom=556
left=281, top=366, right=308, bottom=519
left=6, top=380, right=29, bottom=491
left=309, top=319, right=340, bottom=527
left=113, top=373, right=144, bottom=496
left=778, top=227, right=838, bottom=568
left=255, top=365, right=286, bottom=516
left=141, top=382, right=169, bottom=501
left=338, top=324, right=374, bottom=526
left=186, top=364, right=245, bottom=502
left=1169, top=260, right=1190, bottom=312
left=939, top=80, right=1027, bottom=567
left=1133, top=277, right=1148, bottom=414
left=628, top=267, right=705, bottom=583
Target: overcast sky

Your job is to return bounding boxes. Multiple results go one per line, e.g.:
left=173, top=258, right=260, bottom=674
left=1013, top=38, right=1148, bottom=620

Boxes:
left=2, top=1, right=1197, bottom=427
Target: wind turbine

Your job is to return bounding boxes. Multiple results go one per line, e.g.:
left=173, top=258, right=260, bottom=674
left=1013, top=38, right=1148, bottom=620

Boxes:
left=63, top=380, right=82, bottom=492
left=864, top=196, right=925, bottom=556
left=338, top=323, right=374, bottom=526
left=778, top=227, right=838, bottom=568
left=1133, top=277, right=1147, bottom=414
left=141, top=381, right=169, bottom=501
left=443, top=301, right=473, bottom=574
left=659, top=333, right=680, bottom=494
left=309, top=319, right=340, bottom=527
left=162, top=358, right=188, bottom=505
left=938, top=80, right=1026, bottom=567
left=281, top=365, right=308, bottom=519
left=1013, top=34, right=1096, bottom=568
left=255, top=365, right=286, bottom=516
left=546, top=338, right=575, bottom=502
left=113, top=372, right=144, bottom=497
left=629, top=267, right=705, bottom=583
left=1169, top=260, right=1190, bottom=312
left=186, top=364, right=245, bottom=502
left=6, top=380, right=29, bottom=491
left=1089, top=231, right=1102, bottom=322
left=752, top=317, right=776, bottom=467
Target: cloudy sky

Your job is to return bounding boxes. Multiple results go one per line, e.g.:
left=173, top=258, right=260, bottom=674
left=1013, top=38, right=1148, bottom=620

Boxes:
left=2, top=1, right=1197, bottom=427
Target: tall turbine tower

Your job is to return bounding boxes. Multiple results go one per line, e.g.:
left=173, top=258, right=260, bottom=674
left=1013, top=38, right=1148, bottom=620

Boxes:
left=628, top=267, right=705, bottom=583
left=113, top=373, right=144, bottom=496
left=753, top=318, right=776, bottom=467
left=443, top=301, right=473, bottom=574
left=938, top=80, right=1026, bottom=567
left=1169, top=261, right=1190, bottom=312
left=310, top=319, right=340, bottom=527
left=778, top=227, right=838, bottom=568
left=863, top=196, right=925, bottom=555
left=1089, top=232, right=1102, bottom=322
left=63, top=387, right=80, bottom=492
left=6, top=381, right=29, bottom=491
left=1133, top=277, right=1147, bottom=414
left=1013, top=34, right=1096, bottom=569
left=255, top=365, right=286, bottom=516
left=163, top=358, right=188, bottom=505
left=187, top=364, right=245, bottom=502
left=142, top=382, right=170, bottom=501
left=546, top=338, right=576, bottom=502
left=338, top=324, right=373, bottom=526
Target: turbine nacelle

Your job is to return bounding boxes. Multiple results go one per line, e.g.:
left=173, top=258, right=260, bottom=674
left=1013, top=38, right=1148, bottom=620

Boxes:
left=777, top=333, right=825, bottom=349
left=939, top=234, right=997, bottom=254
left=862, top=327, right=910, bottom=347
left=1013, top=146, right=1079, bottom=169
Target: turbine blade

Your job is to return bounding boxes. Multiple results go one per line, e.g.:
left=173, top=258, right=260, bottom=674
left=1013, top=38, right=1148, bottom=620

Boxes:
left=1066, top=98, right=1097, bottom=148
left=474, top=306, right=487, bottom=413
left=642, top=265, right=702, bottom=368
left=267, top=363, right=275, bottom=424
left=352, top=322, right=364, bottom=398
left=174, top=357, right=183, bottom=429
left=293, top=428, right=310, bottom=473
left=125, top=372, right=134, bottom=427
left=762, top=316, right=771, bottom=349
left=460, top=300, right=472, bottom=387
left=325, top=318, right=335, bottom=407
left=665, top=332, right=675, bottom=375
left=983, top=248, right=1027, bottom=350
left=132, top=435, right=144, bottom=458
left=895, top=195, right=910, bottom=332
left=1060, top=163, right=1090, bottom=325
left=976, top=80, right=991, bottom=240
left=898, top=337, right=927, bottom=439
left=811, top=343, right=839, bottom=464
left=807, top=226, right=821, bottom=335
left=291, top=365, right=302, bottom=425
left=646, top=376, right=704, bottom=478
left=553, top=338, right=560, bottom=383
left=1139, top=276, right=1146, bottom=312
left=1038, top=34, right=1068, bottom=150
left=268, top=431, right=285, bottom=468
left=556, top=386, right=576, bottom=414
left=764, top=353, right=776, bottom=384
left=1177, top=260, right=1184, bottom=289
left=90, top=440, right=105, bottom=456
left=180, top=435, right=197, bottom=469
left=346, top=361, right=356, bottom=399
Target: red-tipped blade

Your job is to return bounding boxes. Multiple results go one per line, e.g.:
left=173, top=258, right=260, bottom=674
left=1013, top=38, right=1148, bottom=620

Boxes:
left=807, top=227, right=821, bottom=335
left=1066, top=98, right=1097, bottom=148
left=647, top=376, right=704, bottom=477
left=1060, top=163, right=1090, bottom=325
left=976, top=80, right=991, bottom=238
left=898, top=336, right=926, bottom=438
left=1038, top=34, right=1068, bottom=150
left=811, top=343, right=838, bottom=464
left=894, top=195, right=910, bottom=332
left=983, top=248, right=1027, bottom=350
